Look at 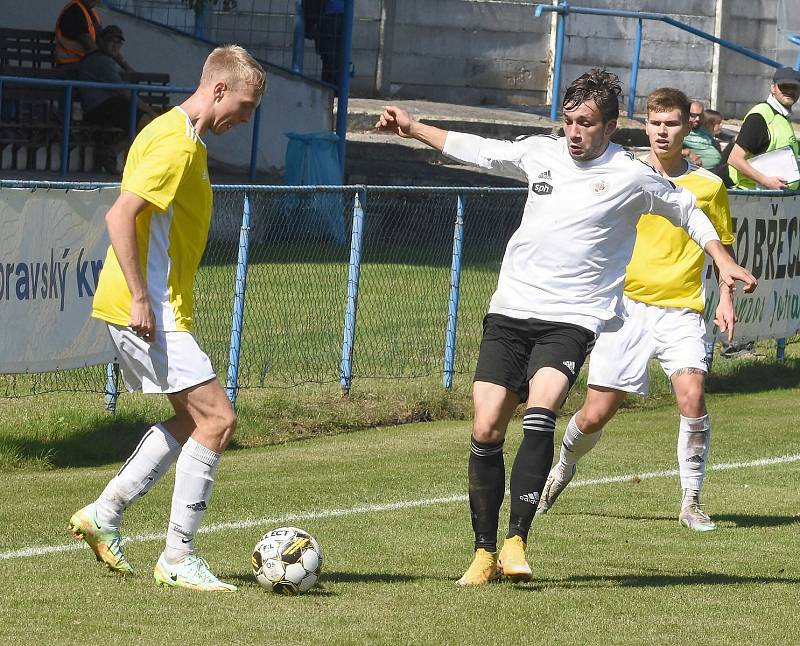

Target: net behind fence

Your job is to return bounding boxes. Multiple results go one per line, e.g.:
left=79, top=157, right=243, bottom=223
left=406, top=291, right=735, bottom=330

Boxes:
left=107, top=0, right=328, bottom=81
left=0, top=183, right=527, bottom=399
left=233, top=188, right=353, bottom=387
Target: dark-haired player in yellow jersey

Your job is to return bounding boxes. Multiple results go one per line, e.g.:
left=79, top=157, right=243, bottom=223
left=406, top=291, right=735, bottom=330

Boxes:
left=539, top=88, right=737, bottom=532
left=68, top=45, right=265, bottom=591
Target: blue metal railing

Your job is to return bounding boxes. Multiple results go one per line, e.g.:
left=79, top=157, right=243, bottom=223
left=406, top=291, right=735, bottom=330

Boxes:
left=0, top=75, right=263, bottom=180
left=535, top=3, right=786, bottom=120
left=789, top=35, right=800, bottom=71
left=104, top=0, right=353, bottom=182
left=0, top=180, right=796, bottom=404
left=292, top=0, right=305, bottom=74
left=443, top=194, right=466, bottom=390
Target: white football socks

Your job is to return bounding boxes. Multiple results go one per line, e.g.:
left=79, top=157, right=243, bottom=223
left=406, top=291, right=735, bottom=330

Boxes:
left=558, top=413, right=603, bottom=475
left=94, top=424, right=182, bottom=529
left=164, top=437, right=222, bottom=564
left=678, top=414, right=711, bottom=503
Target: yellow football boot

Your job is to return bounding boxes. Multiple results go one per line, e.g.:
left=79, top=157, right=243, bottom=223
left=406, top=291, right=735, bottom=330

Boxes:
left=456, top=548, right=500, bottom=586
left=498, top=535, right=532, bottom=582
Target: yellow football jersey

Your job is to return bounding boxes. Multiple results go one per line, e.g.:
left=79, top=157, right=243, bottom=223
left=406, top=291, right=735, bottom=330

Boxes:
left=624, top=163, right=735, bottom=312
left=92, top=107, right=213, bottom=331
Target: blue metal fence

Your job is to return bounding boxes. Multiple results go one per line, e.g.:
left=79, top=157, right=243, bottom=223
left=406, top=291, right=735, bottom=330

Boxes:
left=0, top=75, right=263, bottom=180
left=103, top=0, right=354, bottom=181
left=1, top=181, right=795, bottom=407
left=535, top=3, right=786, bottom=120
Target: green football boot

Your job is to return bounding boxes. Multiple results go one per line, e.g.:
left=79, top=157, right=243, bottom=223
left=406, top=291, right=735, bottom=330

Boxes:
left=67, top=504, right=134, bottom=575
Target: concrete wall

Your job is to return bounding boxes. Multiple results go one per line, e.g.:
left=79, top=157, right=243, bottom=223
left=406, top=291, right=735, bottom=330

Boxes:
left=716, top=0, right=780, bottom=119
left=198, top=0, right=551, bottom=107
left=6, top=0, right=795, bottom=120
left=370, top=0, right=551, bottom=107
left=559, top=0, right=718, bottom=115
left=4, top=0, right=334, bottom=175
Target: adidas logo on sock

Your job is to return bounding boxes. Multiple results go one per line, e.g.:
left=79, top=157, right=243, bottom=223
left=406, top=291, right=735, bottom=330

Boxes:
left=686, top=454, right=705, bottom=464
left=537, top=169, right=552, bottom=180
left=562, top=360, right=576, bottom=374
left=519, top=492, right=540, bottom=505
left=186, top=500, right=208, bottom=511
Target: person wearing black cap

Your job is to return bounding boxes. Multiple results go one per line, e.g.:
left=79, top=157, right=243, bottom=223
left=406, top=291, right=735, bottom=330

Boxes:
left=77, top=25, right=156, bottom=173
left=724, top=66, right=800, bottom=190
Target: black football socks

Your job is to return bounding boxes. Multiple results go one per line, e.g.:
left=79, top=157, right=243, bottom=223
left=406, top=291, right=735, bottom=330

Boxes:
left=468, top=437, right=505, bottom=552
left=507, top=407, right=556, bottom=541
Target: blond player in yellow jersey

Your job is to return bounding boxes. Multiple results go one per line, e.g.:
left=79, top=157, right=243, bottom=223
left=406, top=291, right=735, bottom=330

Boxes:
left=67, top=46, right=265, bottom=590
left=537, top=88, right=737, bottom=532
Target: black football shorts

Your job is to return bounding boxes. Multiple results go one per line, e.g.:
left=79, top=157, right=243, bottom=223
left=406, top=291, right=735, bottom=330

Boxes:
left=474, top=313, right=596, bottom=401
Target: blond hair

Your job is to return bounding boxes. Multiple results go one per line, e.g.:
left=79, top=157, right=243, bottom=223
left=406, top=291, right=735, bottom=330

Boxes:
left=200, top=45, right=267, bottom=96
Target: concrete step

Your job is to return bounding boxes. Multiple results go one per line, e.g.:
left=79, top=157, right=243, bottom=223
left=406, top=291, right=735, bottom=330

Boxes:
left=342, top=97, right=651, bottom=147
left=342, top=97, right=652, bottom=186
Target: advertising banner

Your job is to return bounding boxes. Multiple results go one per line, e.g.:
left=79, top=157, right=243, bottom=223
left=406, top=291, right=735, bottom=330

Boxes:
left=704, top=193, right=800, bottom=343
left=0, top=187, right=116, bottom=373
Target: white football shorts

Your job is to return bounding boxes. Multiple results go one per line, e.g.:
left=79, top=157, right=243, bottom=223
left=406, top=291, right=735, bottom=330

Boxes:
left=587, top=295, right=708, bottom=395
left=107, top=324, right=217, bottom=394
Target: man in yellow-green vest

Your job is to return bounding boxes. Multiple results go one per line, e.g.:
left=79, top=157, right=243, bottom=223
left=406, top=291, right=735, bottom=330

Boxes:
left=726, top=67, right=800, bottom=190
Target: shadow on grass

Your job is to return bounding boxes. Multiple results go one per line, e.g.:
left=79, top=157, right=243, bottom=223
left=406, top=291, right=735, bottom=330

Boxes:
left=707, top=357, right=800, bottom=393
left=318, top=571, right=421, bottom=584
left=224, top=572, right=338, bottom=595
left=223, top=570, right=420, bottom=592
left=509, top=571, right=800, bottom=592
left=549, top=511, right=676, bottom=523
left=549, top=511, right=800, bottom=529
left=712, top=514, right=800, bottom=528
left=0, top=412, right=245, bottom=469
left=557, top=571, right=800, bottom=588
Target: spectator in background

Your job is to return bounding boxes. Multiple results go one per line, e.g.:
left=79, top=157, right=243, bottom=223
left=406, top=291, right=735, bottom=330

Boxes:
left=704, top=109, right=724, bottom=144
left=724, top=67, right=800, bottom=190
left=55, top=0, right=101, bottom=67
left=682, top=101, right=722, bottom=169
left=55, top=0, right=134, bottom=72
left=304, top=0, right=344, bottom=88
left=77, top=26, right=157, bottom=174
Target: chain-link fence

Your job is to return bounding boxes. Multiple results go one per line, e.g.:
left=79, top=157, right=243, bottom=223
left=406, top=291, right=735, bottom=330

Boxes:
left=0, top=183, right=525, bottom=401
left=106, top=0, right=330, bottom=81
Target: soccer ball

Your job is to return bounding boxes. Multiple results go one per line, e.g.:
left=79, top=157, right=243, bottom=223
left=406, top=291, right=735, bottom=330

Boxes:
left=252, top=527, right=322, bottom=595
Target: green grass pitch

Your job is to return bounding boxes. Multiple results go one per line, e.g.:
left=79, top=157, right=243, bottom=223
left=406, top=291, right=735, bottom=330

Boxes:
left=1, top=381, right=799, bottom=645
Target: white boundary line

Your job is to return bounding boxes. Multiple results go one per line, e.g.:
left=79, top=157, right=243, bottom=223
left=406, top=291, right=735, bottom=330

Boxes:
left=2, top=453, right=798, bottom=562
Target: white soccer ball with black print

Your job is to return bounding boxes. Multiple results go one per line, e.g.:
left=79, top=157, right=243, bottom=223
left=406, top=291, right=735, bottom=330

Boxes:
left=252, top=527, right=322, bottom=595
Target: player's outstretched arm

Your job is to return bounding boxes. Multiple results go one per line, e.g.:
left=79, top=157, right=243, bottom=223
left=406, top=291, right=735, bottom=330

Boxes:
left=105, top=190, right=158, bottom=342
left=713, top=244, right=737, bottom=342
left=704, top=239, right=757, bottom=294
left=714, top=283, right=736, bottom=342
left=374, top=106, right=448, bottom=151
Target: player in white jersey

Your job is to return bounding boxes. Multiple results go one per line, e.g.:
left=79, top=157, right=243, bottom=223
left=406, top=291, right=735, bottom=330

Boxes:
left=376, top=69, right=756, bottom=586
left=537, top=88, right=737, bottom=532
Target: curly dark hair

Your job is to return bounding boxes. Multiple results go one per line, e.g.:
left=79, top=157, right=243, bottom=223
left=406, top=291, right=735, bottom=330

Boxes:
left=562, top=69, right=622, bottom=122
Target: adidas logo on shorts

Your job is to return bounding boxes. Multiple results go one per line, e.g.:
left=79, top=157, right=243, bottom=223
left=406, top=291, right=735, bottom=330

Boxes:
left=562, top=360, right=576, bottom=374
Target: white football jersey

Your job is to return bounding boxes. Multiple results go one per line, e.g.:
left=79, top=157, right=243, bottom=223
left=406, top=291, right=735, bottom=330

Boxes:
left=442, top=132, right=720, bottom=333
